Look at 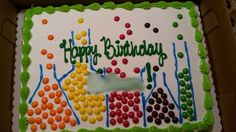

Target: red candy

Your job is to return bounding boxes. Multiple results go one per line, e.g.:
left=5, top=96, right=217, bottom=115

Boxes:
left=119, top=34, right=125, bottom=40
left=123, top=120, right=130, bottom=127
left=134, top=67, right=140, bottom=73
left=122, top=91, right=128, bottom=97
left=133, top=117, right=139, bottom=124
left=128, top=93, right=133, bottom=99
left=109, top=97, right=114, bottom=102
left=122, top=58, right=128, bottom=64
left=128, top=100, right=134, bottom=107
left=110, top=119, right=116, bottom=125
left=120, top=72, right=126, bottom=78
left=126, top=30, right=132, bottom=35
left=111, top=92, right=117, bottom=98
left=133, top=105, right=139, bottom=111
left=137, top=111, right=143, bottom=118
left=110, top=111, right=116, bottom=117
left=116, top=109, right=122, bottom=116
left=111, top=60, right=117, bottom=66
left=125, top=23, right=131, bottom=28
left=117, top=116, right=123, bottom=124
left=116, top=94, right=122, bottom=100
left=116, top=102, right=122, bottom=109
left=114, top=68, right=121, bottom=74
left=134, top=97, right=140, bottom=104
left=106, top=67, right=112, bottom=73
left=122, top=113, right=128, bottom=120
left=114, top=16, right=120, bottom=22
left=109, top=103, right=115, bottom=110
left=122, top=105, right=129, bottom=112
left=128, top=111, right=134, bottom=118
left=121, top=98, right=128, bottom=104
left=134, top=91, right=140, bottom=97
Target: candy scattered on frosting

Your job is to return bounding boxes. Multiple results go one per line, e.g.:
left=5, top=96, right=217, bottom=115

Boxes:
left=47, top=35, right=54, bottom=41
left=114, top=16, right=120, bottom=22
left=77, top=17, right=84, bottom=24
left=42, top=19, right=48, bottom=25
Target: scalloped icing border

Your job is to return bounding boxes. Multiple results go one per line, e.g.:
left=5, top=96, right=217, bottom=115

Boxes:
left=19, top=1, right=214, bottom=132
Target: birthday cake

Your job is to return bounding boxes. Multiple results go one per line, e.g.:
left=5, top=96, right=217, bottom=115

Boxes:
left=19, top=1, right=214, bottom=132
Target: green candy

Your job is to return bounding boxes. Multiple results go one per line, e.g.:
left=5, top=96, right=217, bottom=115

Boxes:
left=187, top=100, right=193, bottom=106
left=96, top=68, right=103, bottom=74
left=177, top=52, right=184, bottom=58
left=186, top=92, right=192, bottom=98
left=184, top=75, right=190, bottom=81
left=180, top=96, right=187, bottom=102
left=185, top=83, right=191, bottom=90
left=172, top=22, right=178, bottom=28
left=181, top=104, right=187, bottom=110
left=182, top=112, right=188, bottom=119
left=146, top=84, right=152, bottom=90
left=115, top=40, right=120, bottom=44
left=187, top=108, right=193, bottom=114
left=177, top=34, right=183, bottom=40
left=178, top=72, right=184, bottom=78
left=179, top=80, right=185, bottom=86
left=180, top=88, right=186, bottom=94
left=188, top=114, right=194, bottom=121
left=183, top=68, right=189, bottom=74
left=177, top=14, right=183, bottom=19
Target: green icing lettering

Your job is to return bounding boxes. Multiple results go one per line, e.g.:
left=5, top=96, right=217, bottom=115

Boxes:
left=189, top=8, right=198, bottom=18
left=168, top=2, right=183, bottom=9
left=200, top=59, right=210, bottom=74
left=191, top=18, right=198, bottom=27
left=102, top=2, right=116, bottom=10
left=135, top=2, right=152, bottom=10
left=116, top=2, right=134, bottom=10
left=20, top=87, right=30, bottom=102
left=204, top=92, right=213, bottom=110
left=71, top=4, right=85, bottom=12
left=198, top=43, right=207, bottom=59
left=203, top=110, right=214, bottom=126
left=21, top=43, right=31, bottom=57
left=203, top=74, right=212, bottom=91
left=152, top=1, right=168, bottom=9
left=44, top=6, right=55, bottom=14
left=182, top=122, right=196, bottom=132
left=183, top=1, right=194, bottom=9
left=195, top=28, right=203, bottom=42
left=167, top=125, right=181, bottom=132
left=20, top=72, right=30, bottom=86
left=86, top=3, right=100, bottom=11
left=19, top=102, right=28, bottom=116
left=21, top=56, right=31, bottom=71
left=18, top=117, right=28, bottom=132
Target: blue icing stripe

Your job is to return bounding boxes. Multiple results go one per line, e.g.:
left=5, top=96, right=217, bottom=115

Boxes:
left=141, top=92, right=147, bottom=127
left=140, top=67, right=146, bottom=83
left=28, top=64, right=43, bottom=104
left=88, top=28, right=97, bottom=73
left=173, top=43, right=182, bottom=123
left=162, top=72, right=179, bottom=109
left=106, top=94, right=109, bottom=128
left=58, top=65, right=75, bottom=82
left=184, top=41, right=197, bottom=120
left=71, top=31, right=75, bottom=46
left=88, top=28, right=91, bottom=46
left=53, top=64, right=80, bottom=125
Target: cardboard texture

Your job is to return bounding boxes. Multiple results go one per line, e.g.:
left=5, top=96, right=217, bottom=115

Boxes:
left=0, top=0, right=235, bottom=131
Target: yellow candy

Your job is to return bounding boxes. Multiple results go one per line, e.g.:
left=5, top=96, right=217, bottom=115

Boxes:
left=69, top=86, right=75, bottom=92
left=70, top=72, right=76, bottom=79
left=93, top=95, right=99, bottom=101
left=75, top=62, right=81, bottom=68
left=94, top=108, right=101, bottom=115
left=74, top=89, right=80, bottom=96
left=64, top=79, right=71, bottom=85
left=77, top=18, right=84, bottom=24
left=98, top=94, right=105, bottom=101
left=75, top=34, right=81, bottom=40
left=79, top=95, right=86, bottom=101
left=76, top=68, right=82, bottom=74
left=72, top=79, right=78, bottom=86
left=68, top=93, right=74, bottom=100
left=81, top=114, right=87, bottom=121
left=89, top=117, right=96, bottom=124
left=77, top=82, right=83, bottom=89
left=82, top=78, right=87, bottom=85
left=74, top=103, right=81, bottom=110
left=79, top=107, right=86, bottom=114
left=81, top=89, right=86, bottom=95
left=82, top=70, right=89, bottom=76
left=95, top=101, right=102, bottom=107
left=77, top=75, right=83, bottom=81
left=89, top=101, right=95, bottom=108
left=96, top=114, right=103, bottom=121
left=81, top=39, right=87, bottom=45
left=81, top=64, right=87, bottom=69
left=100, top=105, right=106, bottom=112
left=87, top=95, right=93, bottom=101
left=82, top=101, right=88, bottom=108
left=62, top=85, right=69, bottom=91
left=81, top=31, right=87, bottom=37
left=73, top=96, right=79, bottom=103
left=87, top=107, right=93, bottom=115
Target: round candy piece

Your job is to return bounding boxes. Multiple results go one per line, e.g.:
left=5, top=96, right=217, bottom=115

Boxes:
left=110, top=119, right=116, bottom=125
left=42, top=19, right=48, bottom=24
left=180, top=96, right=187, bottom=102
left=146, top=84, right=152, bottom=90
left=111, top=60, right=117, bottom=66
left=121, top=98, right=128, bottom=104
left=116, top=94, right=122, bottom=100
left=144, top=23, right=150, bottom=28
left=157, top=88, right=163, bottom=94
left=178, top=72, right=184, bottom=78
left=172, top=117, right=179, bottom=123
left=110, top=111, right=116, bottom=117
left=177, top=14, right=183, bottom=19
left=148, top=98, right=155, bottom=105
left=154, top=104, right=161, bottom=111
left=168, top=111, right=175, bottom=117
left=122, top=91, right=128, bottom=97
left=127, top=30, right=132, bottom=35
left=161, top=93, right=167, bottom=99
left=156, top=97, right=162, bottom=104
left=41, top=49, right=47, bottom=55
left=89, top=117, right=96, bottom=124
left=123, top=120, right=130, bottom=127
left=168, top=103, right=175, bottom=109
left=159, top=113, right=165, bottom=119
left=125, top=23, right=131, bottom=28
left=97, top=68, right=103, bottom=74
left=153, top=28, right=159, bottom=33
left=153, top=65, right=159, bottom=72
left=123, top=105, right=129, bottom=112
left=110, top=91, right=117, bottom=97
left=117, top=116, right=123, bottom=124
left=134, top=97, right=140, bottom=104
left=116, top=109, right=122, bottom=116
left=164, top=117, right=170, bottom=123
left=162, top=106, right=168, bottom=113
left=122, top=113, right=128, bottom=120
left=114, top=16, right=120, bottom=22
left=48, top=35, right=54, bottom=41
left=128, top=111, right=134, bottom=118
left=162, top=100, right=169, bottom=106
left=109, top=97, right=114, bottom=103
left=182, top=112, right=188, bottom=119
left=155, top=118, right=162, bottom=125
left=187, top=100, right=193, bottom=106
left=106, top=67, right=112, bottom=73
left=152, top=111, right=158, bottom=118
left=152, top=91, right=158, bottom=98
left=122, top=58, right=128, bottom=64
left=147, top=116, right=153, bottom=122
left=116, top=102, right=122, bottom=109
left=133, top=105, right=139, bottom=111
left=172, top=22, right=178, bottom=28
left=128, top=100, right=134, bottom=107
left=120, top=72, right=126, bottom=78
left=133, top=117, right=139, bottom=124
left=128, top=93, right=133, bottom=99
left=183, top=68, right=189, bottom=74
left=119, top=34, right=125, bottom=40
left=146, top=105, right=153, bottom=112
left=133, top=67, right=140, bottom=73
left=77, top=18, right=84, bottom=24
left=177, top=34, right=183, bottom=40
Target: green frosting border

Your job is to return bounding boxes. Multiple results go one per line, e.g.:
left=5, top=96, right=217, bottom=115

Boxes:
left=20, top=1, right=214, bottom=132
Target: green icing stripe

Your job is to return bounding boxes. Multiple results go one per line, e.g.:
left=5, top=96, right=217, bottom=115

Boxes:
left=21, top=1, right=214, bottom=131
left=204, top=92, right=213, bottom=110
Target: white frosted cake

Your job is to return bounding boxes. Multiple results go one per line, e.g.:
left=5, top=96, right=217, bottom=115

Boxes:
left=18, top=1, right=214, bottom=132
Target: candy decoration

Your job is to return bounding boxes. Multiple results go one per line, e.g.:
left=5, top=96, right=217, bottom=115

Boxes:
left=46, top=63, right=53, bottom=70
left=47, top=53, right=54, bottom=59
left=122, top=58, right=128, bottom=64
left=111, top=60, right=117, bottom=66
left=125, top=23, right=131, bottom=28
left=48, top=35, right=54, bottom=41
left=77, top=18, right=84, bottom=24
left=153, top=28, right=159, bottom=33
left=120, top=72, right=126, bottom=78
left=114, top=68, right=121, bottom=74
left=145, top=23, right=151, bottom=28
left=133, top=67, right=140, bottom=73
left=126, top=30, right=132, bottom=35
left=75, top=34, right=81, bottom=40
left=42, top=19, right=48, bottom=24
left=119, top=34, right=125, bottom=40
left=41, top=49, right=47, bottom=55
left=106, top=67, right=112, bottom=73
left=114, top=16, right=120, bottom=22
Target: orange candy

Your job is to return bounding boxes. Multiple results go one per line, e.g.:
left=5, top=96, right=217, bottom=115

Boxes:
left=41, top=49, right=47, bottom=55
left=47, top=117, right=54, bottom=124
left=32, top=101, right=38, bottom=108
left=40, top=123, right=47, bottom=130
left=56, top=91, right=62, bottom=97
left=38, top=90, right=44, bottom=97
left=47, top=53, right=54, bottom=59
left=41, top=104, right=47, bottom=110
left=41, top=97, right=48, bottom=104
left=42, top=112, right=48, bottom=119
left=47, top=103, right=54, bottom=110
left=70, top=119, right=76, bottom=126
left=63, top=116, right=70, bottom=123
left=59, top=122, right=65, bottom=129
left=44, top=85, right=50, bottom=91
left=55, top=115, right=62, bottom=122
left=57, top=107, right=64, bottom=114
left=42, top=19, right=48, bottom=24
left=49, top=92, right=55, bottom=99
left=28, top=117, right=35, bottom=124
left=43, top=77, right=49, bottom=84
left=50, top=109, right=56, bottom=116
left=52, top=83, right=58, bottom=90
left=31, top=124, right=37, bottom=132
left=48, top=35, right=54, bottom=41
left=61, top=101, right=67, bottom=107
left=35, top=117, right=42, bottom=124
left=51, top=123, right=57, bottom=131
left=54, top=97, right=61, bottom=104
left=65, top=109, right=72, bottom=116
left=35, top=108, right=42, bottom=115
left=27, top=109, right=34, bottom=116
left=46, top=63, right=53, bottom=70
